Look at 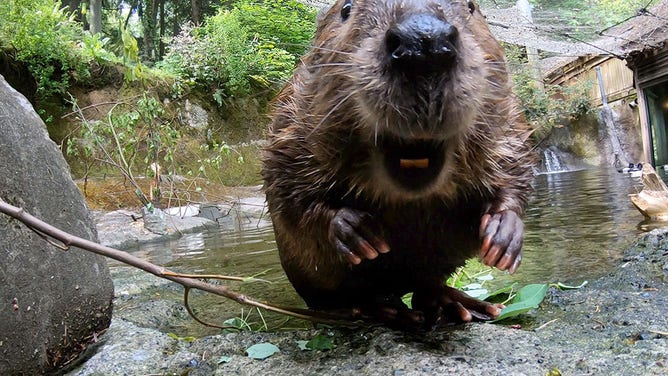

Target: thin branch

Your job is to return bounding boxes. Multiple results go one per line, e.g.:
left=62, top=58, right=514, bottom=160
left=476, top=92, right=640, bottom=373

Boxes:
left=0, top=198, right=358, bottom=328
left=183, top=287, right=236, bottom=330
left=60, top=101, right=128, bottom=119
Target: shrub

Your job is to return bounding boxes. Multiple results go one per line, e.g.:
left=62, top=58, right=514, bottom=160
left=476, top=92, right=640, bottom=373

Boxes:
left=505, top=44, right=593, bottom=133
left=0, top=0, right=88, bottom=100
left=159, top=0, right=316, bottom=102
left=67, top=94, right=180, bottom=205
left=235, top=0, right=316, bottom=57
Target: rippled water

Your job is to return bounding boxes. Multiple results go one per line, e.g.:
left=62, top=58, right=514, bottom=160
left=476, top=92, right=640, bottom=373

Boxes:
left=112, top=167, right=652, bottom=333
left=516, top=168, right=645, bottom=285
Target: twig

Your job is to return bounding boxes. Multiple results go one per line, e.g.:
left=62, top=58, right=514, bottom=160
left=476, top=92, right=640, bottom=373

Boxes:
left=534, top=318, right=558, bottom=331
left=161, top=270, right=269, bottom=283
left=0, top=198, right=358, bottom=328
left=183, top=287, right=235, bottom=330
left=60, top=101, right=128, bottom=119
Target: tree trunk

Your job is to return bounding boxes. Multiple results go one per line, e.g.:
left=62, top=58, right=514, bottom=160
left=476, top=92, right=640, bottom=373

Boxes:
left=191, top=0, right=201, bottom=25
left=159, top=0, right=166, bottom=59
left=89, top=0, right=102, bottom=35
left=124, top=0, right=139, bottom=30
left=143, top=0, right=159, bottom=62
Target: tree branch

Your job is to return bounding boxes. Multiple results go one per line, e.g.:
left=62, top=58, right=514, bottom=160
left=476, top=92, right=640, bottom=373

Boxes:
left=0, top=198, right=358, bottom=328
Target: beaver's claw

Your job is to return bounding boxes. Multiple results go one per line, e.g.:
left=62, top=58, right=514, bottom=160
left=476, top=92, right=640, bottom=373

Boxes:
left=329, top=208, right=390, bottom=265
left=479, top=210, right=524, bottom=274
left=412, top=285, right=504, bottom=328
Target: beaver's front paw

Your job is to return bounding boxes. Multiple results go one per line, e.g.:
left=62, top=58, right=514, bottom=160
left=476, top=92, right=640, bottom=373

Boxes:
left=479, top=210, right=524, bottom=274
left=329, top=208, right=390, bottom=265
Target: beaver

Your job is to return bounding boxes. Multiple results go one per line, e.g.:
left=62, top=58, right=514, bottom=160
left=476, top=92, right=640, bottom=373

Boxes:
left=262, top=0, right=535, bottom=327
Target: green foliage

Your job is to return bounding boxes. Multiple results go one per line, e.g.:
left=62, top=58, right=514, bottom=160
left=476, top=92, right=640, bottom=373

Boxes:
left=166, top=332, right=197, bottom=342
left=66, top=94, right=179, bottom=206
left=302, top=334, right=336, bottom=351
left=532, top=0, right=647, bottom=40
left=402, top=257, right=588, bottom=322
left=0, top=0, right=87, bottom=100
left=297, top=334, right=337, bottom=351
left=159, top=0, right=316, bottom=101
left=252, top=43, right=299, bottom=88
left=223, top=308, right=269, bottom=332
left=159, top=16, right=253, bottom=98
left=491, top=284, right=548, bottom=322
left=121, top=26, right=144, bottom=83
left=185, top=141, right=262, bottom=187
left=79, top=32, right=118, bottom=64
left=235, top=0, right=316, bottom=57
left=203, top=10, right=256, bottom=96
left=505, top=44, right=594, bottom=133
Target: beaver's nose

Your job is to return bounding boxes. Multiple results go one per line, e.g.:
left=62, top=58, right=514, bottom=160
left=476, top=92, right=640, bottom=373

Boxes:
left=386, top=14, right=458, bottom=69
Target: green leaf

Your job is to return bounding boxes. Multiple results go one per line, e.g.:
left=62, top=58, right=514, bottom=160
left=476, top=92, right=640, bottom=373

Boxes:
left=480, top=283, right=518, bottom=302
left=464, top=288, right=489, bottom=298
left=217, top=355, right=232, bottom=364
left=305, top=334, right=335, bottom=351
left=401, top=292, right=413, bottom=309
left=246, top=343, right=280, bottom=360
left=492, top=284, right=548, bottom=322
left=296, top=340, right=309, bottom=351
left=223, top=317, right=245, bottom=330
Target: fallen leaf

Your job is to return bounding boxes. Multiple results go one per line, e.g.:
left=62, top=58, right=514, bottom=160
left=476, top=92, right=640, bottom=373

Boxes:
left=246, top=343, right=279, bottom=360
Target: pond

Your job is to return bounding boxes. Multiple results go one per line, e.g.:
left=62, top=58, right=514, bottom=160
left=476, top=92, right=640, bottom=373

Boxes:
left=110, top=167, right=652, bottom=335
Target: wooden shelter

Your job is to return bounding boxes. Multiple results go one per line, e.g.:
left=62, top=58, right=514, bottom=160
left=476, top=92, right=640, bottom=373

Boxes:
left=539, top=1, right=668, bottom=167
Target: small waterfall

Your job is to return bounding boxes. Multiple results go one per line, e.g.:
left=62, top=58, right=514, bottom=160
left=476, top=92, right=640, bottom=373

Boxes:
left=542, top=148, right=567, bottom=173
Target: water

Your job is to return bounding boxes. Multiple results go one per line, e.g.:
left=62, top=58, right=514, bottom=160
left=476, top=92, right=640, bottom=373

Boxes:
left=111, top=167, right=651, bottom=334
left=542, top=148, right=566, bottom=173
left=517, top=168, right=645, bottom=285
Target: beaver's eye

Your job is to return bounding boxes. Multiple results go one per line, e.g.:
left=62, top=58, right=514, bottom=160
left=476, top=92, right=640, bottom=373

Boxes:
left=341, top=0, right=353, bottom=20
left=467, top=1, right=476, bottom=13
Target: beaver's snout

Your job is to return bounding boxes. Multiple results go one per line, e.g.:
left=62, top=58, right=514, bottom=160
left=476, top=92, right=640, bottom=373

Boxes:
left=385, top=14, right=458, bottom=72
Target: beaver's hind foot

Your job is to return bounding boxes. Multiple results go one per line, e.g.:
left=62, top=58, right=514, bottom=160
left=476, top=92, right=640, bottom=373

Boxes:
left=412, top=285, right=504, bottom=328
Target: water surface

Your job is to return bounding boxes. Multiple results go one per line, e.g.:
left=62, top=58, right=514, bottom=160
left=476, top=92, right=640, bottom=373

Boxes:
left=516, top=168, right=645, bottom=285
left=111, top=167, right=651, bottom=334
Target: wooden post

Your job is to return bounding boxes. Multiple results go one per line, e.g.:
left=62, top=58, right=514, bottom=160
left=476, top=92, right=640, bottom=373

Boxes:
left=597, top=66, right=628, bottom=167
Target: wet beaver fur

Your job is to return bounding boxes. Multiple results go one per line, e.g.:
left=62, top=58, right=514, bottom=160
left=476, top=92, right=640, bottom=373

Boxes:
left=262, top=0, right=535, bottom=327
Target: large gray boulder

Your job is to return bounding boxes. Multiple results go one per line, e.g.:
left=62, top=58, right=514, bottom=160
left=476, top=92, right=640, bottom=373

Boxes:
left=0, top=75, right=114, bottom=373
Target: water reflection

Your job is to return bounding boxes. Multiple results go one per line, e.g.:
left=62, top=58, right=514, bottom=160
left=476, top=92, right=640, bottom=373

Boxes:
left=111, top=167, right=655, bottom=333
left=518, top=168, right=645, bottom=285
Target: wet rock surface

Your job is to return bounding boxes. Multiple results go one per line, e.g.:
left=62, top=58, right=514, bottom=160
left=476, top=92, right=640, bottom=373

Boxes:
left=0, top=74, right=114, bottom=374
left=67, top=215, right=668, bottom=375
